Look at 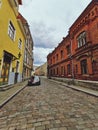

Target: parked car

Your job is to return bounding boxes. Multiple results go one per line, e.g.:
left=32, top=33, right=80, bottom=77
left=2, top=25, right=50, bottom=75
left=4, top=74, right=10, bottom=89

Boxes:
left=28, top=75, right=41, bottom=86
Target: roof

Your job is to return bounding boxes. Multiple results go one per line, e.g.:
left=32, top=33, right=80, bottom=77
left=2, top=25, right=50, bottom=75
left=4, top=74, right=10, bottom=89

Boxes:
left=17, top=13, right=27, bottom=24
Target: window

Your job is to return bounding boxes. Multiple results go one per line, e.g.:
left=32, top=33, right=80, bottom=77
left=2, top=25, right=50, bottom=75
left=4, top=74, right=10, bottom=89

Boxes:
left=61, top=50, right=63, bottom=59
left=50, top=59, right=52, bottom=64
left=8, top=21, right=16, bottom=40
left=61, top=66, right=64, bottom=75
left=75, top=64, right=78, bottom=74
left=50, top=69, right=52, bottom=75
left=67, top=64, right=71, bottom=75
left=77, top=32, right=86, bottom=48
left=14, top=0, right=19, bottom=10
left=26, top=38, right=29, bottom=47
left=53, top=69, right=55, bottom=75
left=24, top=50, right=27, bottom=62
left=57, top=67, right=58, bottom=75
left=16, top=61, right=19, bottom=73
left=64, top=66, right=66, bottom=76
left=66, top=45, right=71, bottom=54
left=53, top=56, right=55, bottom=63
left=14, top=0, right=18, bottom=7
left=18, top=38, right=22, bottom=49
left=56, top=54, right=58, bottom=61
left=0, top=0, right=2, bottom=8
left=27, top=55, right=29, bottom=64
left=81, top=59, right=87, bottom=74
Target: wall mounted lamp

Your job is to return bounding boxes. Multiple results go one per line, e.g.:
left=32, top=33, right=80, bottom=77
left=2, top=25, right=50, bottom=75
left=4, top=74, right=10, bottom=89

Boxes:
left=18, top=52, right=22, bottom=59
left=12, top=52, right=22, bottom=61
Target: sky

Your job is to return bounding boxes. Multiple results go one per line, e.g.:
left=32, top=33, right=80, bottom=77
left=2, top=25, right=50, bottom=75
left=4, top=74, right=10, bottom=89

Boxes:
left=19, top=0, right=91, bottom=66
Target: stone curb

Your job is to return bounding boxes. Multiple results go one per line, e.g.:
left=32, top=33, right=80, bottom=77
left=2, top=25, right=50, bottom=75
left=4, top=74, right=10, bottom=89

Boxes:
left=64, top=84, right=98, bottom=97
left=0, top=85, right=27, bottom=109
left=49, top=79, right=98, bottom=97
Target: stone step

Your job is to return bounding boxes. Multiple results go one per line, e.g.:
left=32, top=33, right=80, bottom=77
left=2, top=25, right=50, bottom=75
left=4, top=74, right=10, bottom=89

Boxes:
left=0, top=84, right=14, bottom=91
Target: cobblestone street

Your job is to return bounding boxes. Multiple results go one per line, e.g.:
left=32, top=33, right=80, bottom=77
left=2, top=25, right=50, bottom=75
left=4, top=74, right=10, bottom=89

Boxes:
left=0, top=77, right=98, bottom=130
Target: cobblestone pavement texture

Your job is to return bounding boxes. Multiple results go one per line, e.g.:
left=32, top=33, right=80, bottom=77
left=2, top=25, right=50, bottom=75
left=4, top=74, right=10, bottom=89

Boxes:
left=0, top=78, right=98, bottom=130
left=0, top=81, right=27, bottom=106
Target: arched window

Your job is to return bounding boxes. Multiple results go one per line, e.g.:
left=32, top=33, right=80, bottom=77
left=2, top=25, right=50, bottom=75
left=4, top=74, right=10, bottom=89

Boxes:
left=77, top=31, right=86, bottom=48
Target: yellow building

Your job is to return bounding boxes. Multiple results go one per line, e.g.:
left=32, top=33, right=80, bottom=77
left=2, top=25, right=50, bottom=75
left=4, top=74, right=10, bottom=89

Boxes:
left=0, top=0, right=26, bottom=85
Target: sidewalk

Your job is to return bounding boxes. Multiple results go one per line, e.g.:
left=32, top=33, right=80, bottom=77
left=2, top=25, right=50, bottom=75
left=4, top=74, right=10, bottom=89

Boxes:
left=0, top=80, right=28, bottom=108
left=50, top=79, right=98, bottom=97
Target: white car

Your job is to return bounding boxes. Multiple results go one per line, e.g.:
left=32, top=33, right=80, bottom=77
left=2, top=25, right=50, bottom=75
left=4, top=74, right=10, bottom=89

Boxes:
left=28, top=76, right=41, bottom=86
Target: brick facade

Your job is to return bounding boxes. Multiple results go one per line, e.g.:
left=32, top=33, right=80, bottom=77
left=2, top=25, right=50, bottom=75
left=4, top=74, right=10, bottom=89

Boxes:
left=47, top=0, right=98, bottom=81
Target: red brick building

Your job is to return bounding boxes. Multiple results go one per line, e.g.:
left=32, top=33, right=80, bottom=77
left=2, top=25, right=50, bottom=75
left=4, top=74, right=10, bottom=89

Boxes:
left=47, top=0, right=98, bottom=81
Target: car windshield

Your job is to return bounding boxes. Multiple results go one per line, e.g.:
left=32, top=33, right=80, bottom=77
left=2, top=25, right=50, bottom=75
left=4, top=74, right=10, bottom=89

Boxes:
left=33, top=76, right=39, bottom=83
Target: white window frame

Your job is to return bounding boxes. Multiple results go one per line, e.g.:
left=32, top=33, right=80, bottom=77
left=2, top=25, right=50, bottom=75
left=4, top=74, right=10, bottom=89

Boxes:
left=77, top=32, right=86, bottom=48
left=14, top=0, right=18, bottom=7
left=0, top=0, right=2, bottom=8
left=18, top=38, right=22, bottom=49
left=8, top=21, right=16, bottom=41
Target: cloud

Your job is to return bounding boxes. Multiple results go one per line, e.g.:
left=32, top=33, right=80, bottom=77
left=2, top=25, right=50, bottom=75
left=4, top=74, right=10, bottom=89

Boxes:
left=33, top=47, right=53, bottom=66
left=30, top=22, right=60, bottom=49
left=20, top=0, right=91, bottom=66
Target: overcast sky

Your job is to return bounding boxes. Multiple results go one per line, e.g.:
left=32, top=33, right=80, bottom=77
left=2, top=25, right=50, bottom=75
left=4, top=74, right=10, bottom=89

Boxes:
left=19, top=0, right=91, bottom=66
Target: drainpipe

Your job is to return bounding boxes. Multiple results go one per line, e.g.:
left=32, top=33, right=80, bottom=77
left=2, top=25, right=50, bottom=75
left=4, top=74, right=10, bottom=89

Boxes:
left=0, top=57, right=3, bottom=78
left=70, top=38, right=74, bottom=83
left=0, top=59, right=2, bottom=78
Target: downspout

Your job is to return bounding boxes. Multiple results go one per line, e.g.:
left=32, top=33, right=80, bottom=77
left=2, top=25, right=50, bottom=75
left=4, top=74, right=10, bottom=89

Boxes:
left=0, top=58, right=3, bottom=78
left=70, top=38, right=74, bottom=82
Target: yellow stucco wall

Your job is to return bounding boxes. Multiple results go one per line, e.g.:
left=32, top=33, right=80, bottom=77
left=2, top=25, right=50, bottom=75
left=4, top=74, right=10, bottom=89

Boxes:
left=0, top=0, right=25, bottom=74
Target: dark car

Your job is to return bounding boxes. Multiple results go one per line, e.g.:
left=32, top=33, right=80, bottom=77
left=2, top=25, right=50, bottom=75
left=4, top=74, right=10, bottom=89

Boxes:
left=28, top=75, right=41, bottom=86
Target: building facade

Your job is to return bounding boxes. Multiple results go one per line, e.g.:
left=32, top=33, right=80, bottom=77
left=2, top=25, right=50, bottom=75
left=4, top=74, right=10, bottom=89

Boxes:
left=23, top=24, right=34, bottom=80
left=17, top=13, right=34, bottom=80
left=47, top=0, right=98, bottom=81
left=35, top=62, right=47, bottom=76
left=20, top=15, right=34, bottom=80
left=0, top=0, right=26, bottom=85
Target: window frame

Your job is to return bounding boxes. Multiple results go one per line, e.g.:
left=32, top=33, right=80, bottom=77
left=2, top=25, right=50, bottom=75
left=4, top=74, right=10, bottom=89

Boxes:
left=18, top=38, right=22, bottom=49
left=77, top=31, right=86, bottom=48
left=66, top=44, right=71, bottom=55
left=61, top=50, right=63, bottom=59
left=56, top=54, right=58, bottom=61
left=81, top=59, right=88, bottom=74
left=67, top=64, right=71, bottom=75
left=8, top=21, right=16, bottom=41
left=0, top=0, right=2, bottom=8
left=56, top=67, right=58, bottom=75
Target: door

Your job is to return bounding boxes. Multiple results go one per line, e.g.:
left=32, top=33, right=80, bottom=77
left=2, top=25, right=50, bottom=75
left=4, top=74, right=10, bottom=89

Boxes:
left=1, top=62, right=10, bottom=85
